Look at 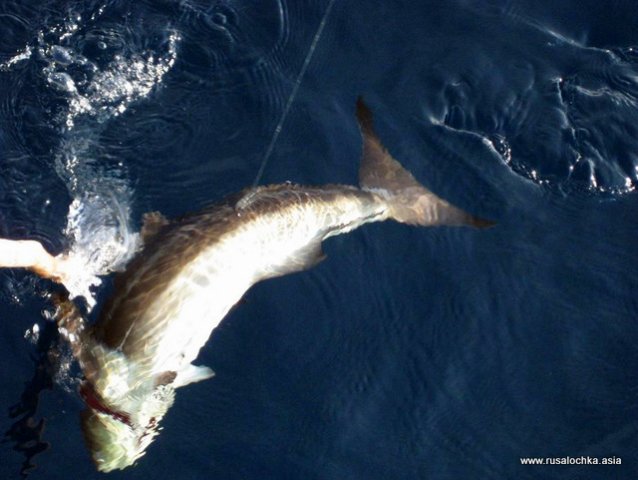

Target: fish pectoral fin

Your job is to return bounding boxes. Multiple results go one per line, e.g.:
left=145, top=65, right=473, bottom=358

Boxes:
left=270, top=241, right=326, bottom=278
left=172, top=364, right=215, bottom=388
left=298, top=241, right=327, bottom=269
left=141, top=211, right=170, bottom=242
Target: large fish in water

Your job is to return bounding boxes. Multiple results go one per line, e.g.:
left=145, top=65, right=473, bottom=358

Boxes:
left=2, top=99, right=492, bottom=471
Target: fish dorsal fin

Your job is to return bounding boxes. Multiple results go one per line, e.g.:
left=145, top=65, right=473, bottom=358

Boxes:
left=140, top=211, right=170, bottom=241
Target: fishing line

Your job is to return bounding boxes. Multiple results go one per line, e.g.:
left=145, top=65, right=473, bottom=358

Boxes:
left=252, top=0, right=337, bottom=187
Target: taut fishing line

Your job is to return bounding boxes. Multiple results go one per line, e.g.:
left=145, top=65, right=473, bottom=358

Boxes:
left=252, top=0, right=337, bottom=187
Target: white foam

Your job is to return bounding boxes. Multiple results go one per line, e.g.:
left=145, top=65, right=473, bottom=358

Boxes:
left=0, top=46, right=33, bottom=70
left=61, top=196, right=140, bottom=308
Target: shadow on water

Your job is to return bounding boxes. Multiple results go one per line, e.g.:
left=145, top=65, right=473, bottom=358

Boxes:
left=2, top=318, right=59, bottom=478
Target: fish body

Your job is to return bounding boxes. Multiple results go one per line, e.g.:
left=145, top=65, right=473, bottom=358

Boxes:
left=57, top=99, right=491, bottom=471
left=92, top=185, right=385, bottom=381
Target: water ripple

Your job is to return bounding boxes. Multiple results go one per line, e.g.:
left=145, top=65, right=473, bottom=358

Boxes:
left=175, top=0, right=287, bottom=84
left=432, top=28, right=638, bottom=196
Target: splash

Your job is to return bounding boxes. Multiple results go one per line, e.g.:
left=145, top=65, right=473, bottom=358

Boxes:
left=0, top=46, right=33, bottom=71
left=60, top=196, right=139, bottom=307
left=2, top=6, right=180, bottom=307
left=24, top=322, right=40, bottom=343
left=40, top=29, right=180, bottom=129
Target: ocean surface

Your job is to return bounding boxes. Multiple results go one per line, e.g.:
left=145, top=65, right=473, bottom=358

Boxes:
left=1, top=0, right=637, bottom=478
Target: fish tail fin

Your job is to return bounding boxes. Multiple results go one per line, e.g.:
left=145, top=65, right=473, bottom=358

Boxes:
left=355, top=98, right=493, bottom=228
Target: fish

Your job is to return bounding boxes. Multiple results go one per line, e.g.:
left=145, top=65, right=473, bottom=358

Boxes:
left=6, top=98, right=493, bottom=471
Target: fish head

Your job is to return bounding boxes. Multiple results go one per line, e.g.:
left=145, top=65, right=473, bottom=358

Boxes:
left=77, top=343, right=177, bottom=472
left=80, top=379, right=175, bottom=472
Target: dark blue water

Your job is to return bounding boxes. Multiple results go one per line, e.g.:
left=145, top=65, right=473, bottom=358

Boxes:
left=1, top=1, right=637, bottom=478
